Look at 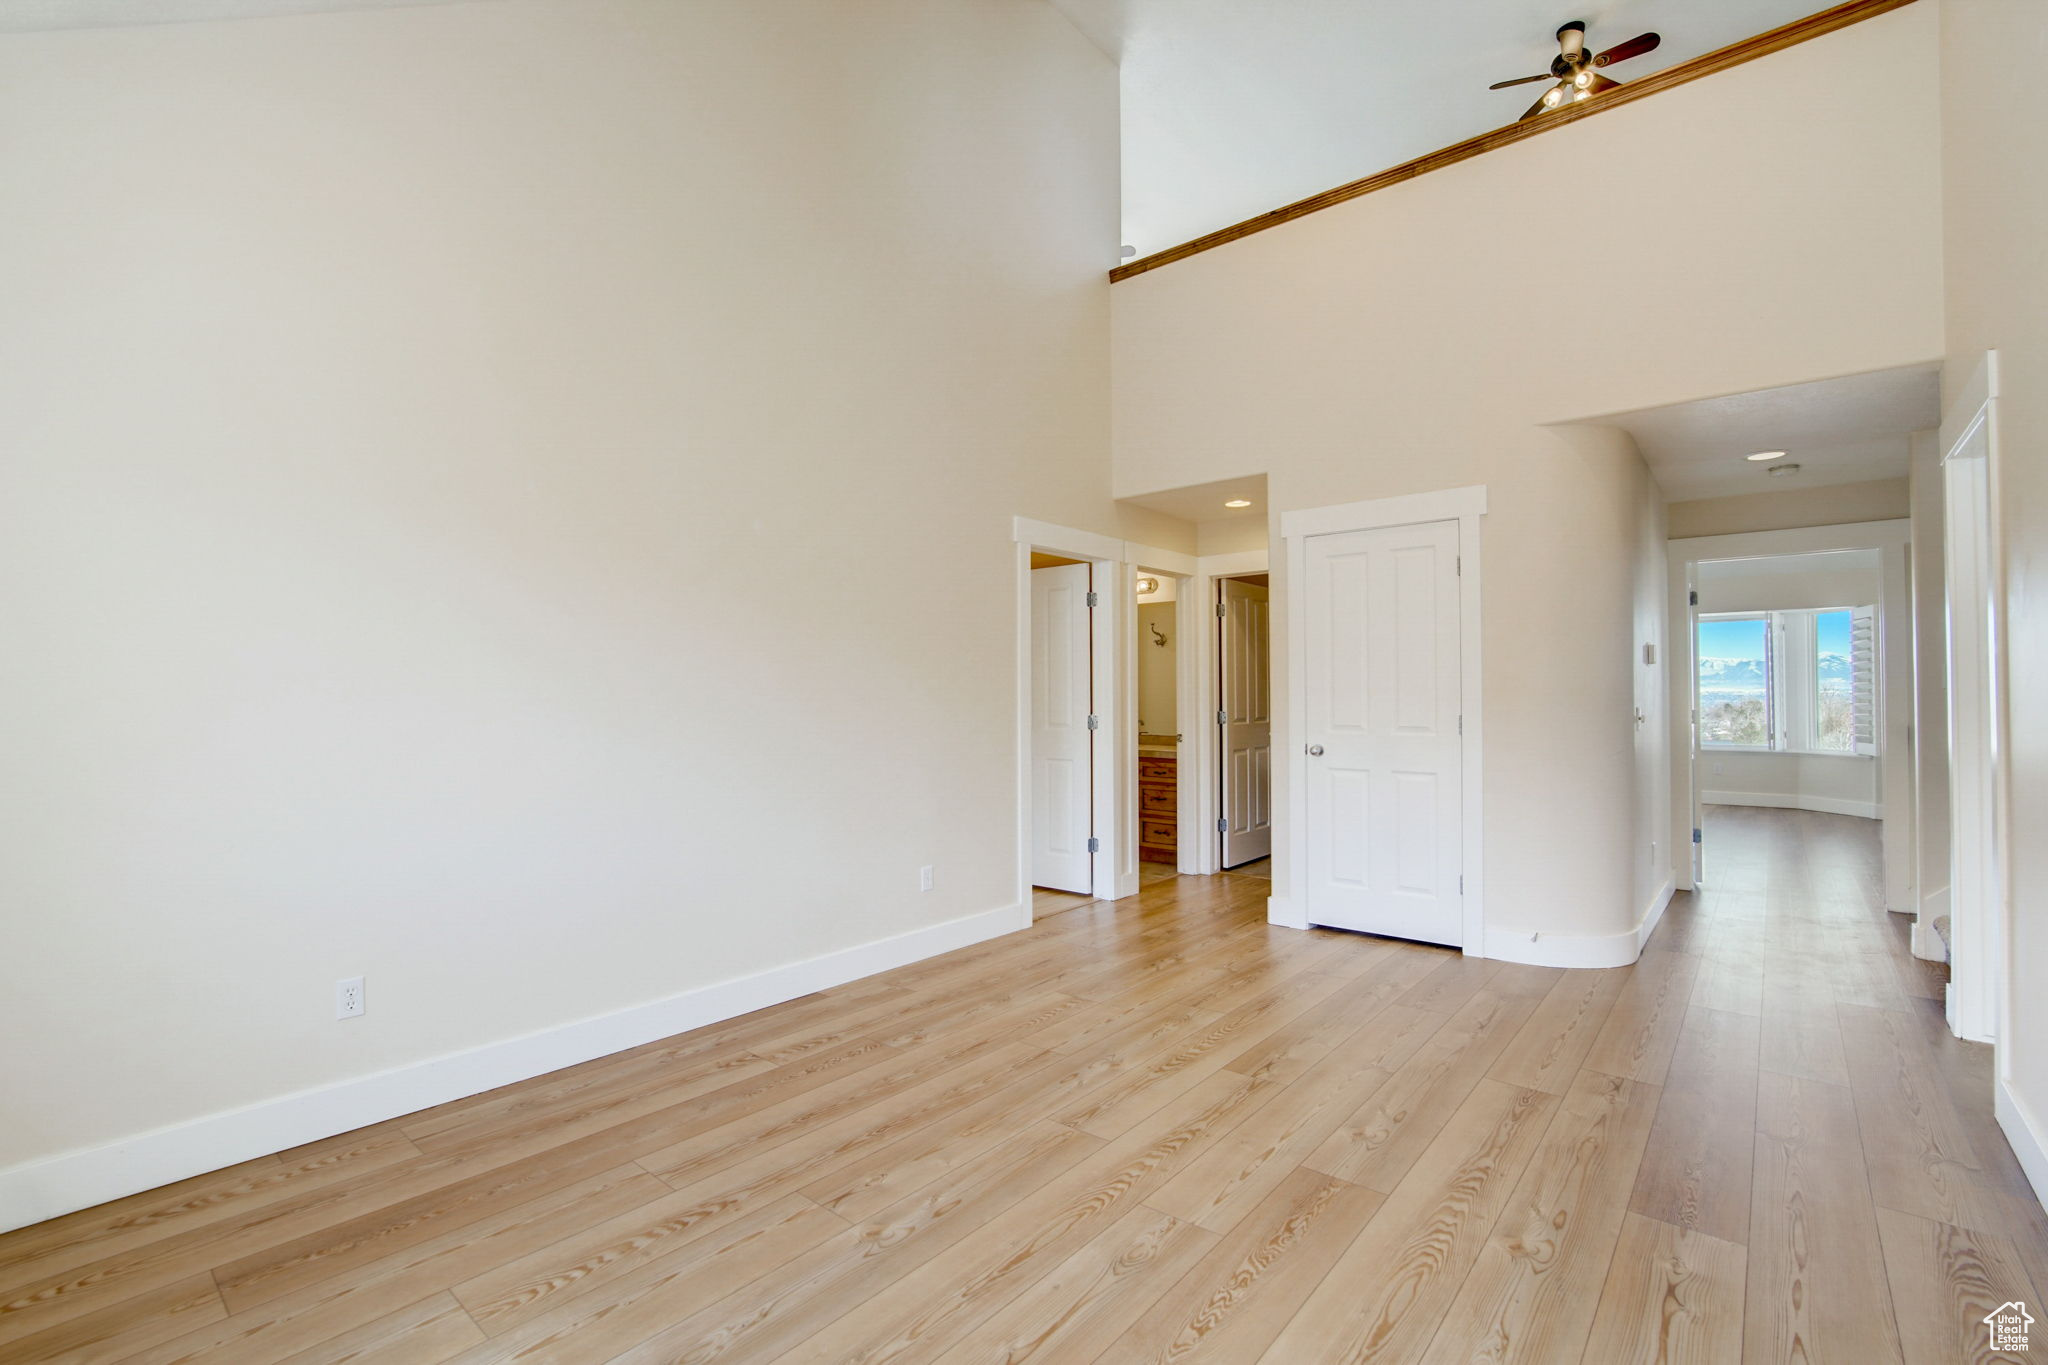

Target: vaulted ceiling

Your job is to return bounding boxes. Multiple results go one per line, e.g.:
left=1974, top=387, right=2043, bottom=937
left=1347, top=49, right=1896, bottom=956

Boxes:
left=1047, top=0, right=1847, bottom=255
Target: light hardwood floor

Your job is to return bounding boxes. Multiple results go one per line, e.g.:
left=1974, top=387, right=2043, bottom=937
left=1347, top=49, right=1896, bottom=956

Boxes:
left=3, top=809, right=2042, bottom=1363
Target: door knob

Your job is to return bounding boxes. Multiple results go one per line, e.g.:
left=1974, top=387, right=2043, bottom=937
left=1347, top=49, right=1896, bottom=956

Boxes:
left=1306, top=744, right=1324, bottom=756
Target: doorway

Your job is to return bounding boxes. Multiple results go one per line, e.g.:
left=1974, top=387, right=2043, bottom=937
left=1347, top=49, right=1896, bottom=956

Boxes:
left=1940, top=353, right=2006, bottom=1045
left=1029, top=552, right=1093, bottom=895
left=1294, top=519, right=1466, bottom=944
left=1134, top=570, right=1185, bottom=879
left=1667, top=524, right=1914, bottom=922
left=1217, top=573, right=1272, bottom=869
left=1685, top=549, right=1884, bottom=892
left=1014, top=517, right=1129, bottom=912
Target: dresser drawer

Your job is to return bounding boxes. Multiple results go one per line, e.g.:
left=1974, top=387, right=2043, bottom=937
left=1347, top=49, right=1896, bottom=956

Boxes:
left=1141, top=818, right=1177, bottom=848
left=1138, top=757, right=1177, bottom=782
left=1139, top=784, right=1175, bottom=814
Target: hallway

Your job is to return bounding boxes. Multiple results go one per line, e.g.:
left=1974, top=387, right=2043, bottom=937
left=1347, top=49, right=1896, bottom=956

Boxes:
left=1, top=814, right=2041, bottom=1362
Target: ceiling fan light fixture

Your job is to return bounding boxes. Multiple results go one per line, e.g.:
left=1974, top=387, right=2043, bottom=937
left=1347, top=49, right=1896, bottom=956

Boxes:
left=1542, top=86, right=1564, bottom=107
left=1573, top=88, right=1591, bottom=101
left=1574, top=70, right=1593, bottom=89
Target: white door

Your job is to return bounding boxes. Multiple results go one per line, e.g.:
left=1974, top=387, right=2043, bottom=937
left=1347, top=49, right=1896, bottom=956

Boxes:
left=1302, top=521, right=1463, bottom=945
left=1031, top=562, right=1094, bottom=893
left=1219, top=578, right=1272, bottom=867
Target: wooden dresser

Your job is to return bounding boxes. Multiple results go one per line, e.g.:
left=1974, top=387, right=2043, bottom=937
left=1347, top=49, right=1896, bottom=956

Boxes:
left=1138, top=749, right=1177, bottom=863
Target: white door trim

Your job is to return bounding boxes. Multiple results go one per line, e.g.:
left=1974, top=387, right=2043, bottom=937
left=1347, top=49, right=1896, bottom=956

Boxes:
left=1014, top=518, right=1129, bottom=907
left=1940, top=351, right=2008, bottom=1046
left=1125, top=542, right=1199, bottom=884
left=1277, top=486, right=1486, bottom=953
left=1188, top=548, right=1270, bottom=873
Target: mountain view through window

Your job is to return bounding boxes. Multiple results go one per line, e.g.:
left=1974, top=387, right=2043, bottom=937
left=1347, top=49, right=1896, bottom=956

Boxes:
left=1698, top=611, right=1854, bottom=749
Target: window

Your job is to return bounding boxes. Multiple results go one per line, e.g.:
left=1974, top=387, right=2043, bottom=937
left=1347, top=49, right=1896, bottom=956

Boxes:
left=1698, top=607, right=1875, bottom=755
left=1812, top=609, right=1853, bottom=751
left=1698, top=616, right=1771, bottom=746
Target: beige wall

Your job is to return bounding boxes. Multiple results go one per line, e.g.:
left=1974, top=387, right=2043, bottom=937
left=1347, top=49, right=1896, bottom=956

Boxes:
left=1111, top=4, right=1944, bottom=946
left=1196, top=516, right=1271, bottom=557
left=1666, top=478, right=1911, bottom=539
left=1630, top=452, right=1673, bottom=918
left=0, top=0, right=1119, bottom=1177
left=1941, top=0, right=2048, bottom=1184
left=1136, top=602, right=1178, bottom=734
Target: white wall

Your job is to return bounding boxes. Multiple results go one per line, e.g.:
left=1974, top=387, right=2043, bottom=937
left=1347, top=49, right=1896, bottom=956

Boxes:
left=1940, top=0, right=2048, bottom=1196
left=1700, top=751, right=1878, bottom=815
left=0, top=0, right=1123, bottom=1195
left=1111, top=4, right=1944, bottom=951
left=1908, top=430, right=1949, bottom=929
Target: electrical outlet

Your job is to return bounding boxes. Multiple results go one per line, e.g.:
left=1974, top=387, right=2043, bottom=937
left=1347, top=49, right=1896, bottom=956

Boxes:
left=918, top=865, right=935, bottom=892
left=336, top=976, right=365, bottom=1020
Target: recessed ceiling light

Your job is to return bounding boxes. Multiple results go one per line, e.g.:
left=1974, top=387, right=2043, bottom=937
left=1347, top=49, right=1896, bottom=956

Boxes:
left=1745, top=450, right=1787, bottom=462
left=1767, top=462, right=1802, bottom=478
left=1223, top=499, right=1253, bottom=508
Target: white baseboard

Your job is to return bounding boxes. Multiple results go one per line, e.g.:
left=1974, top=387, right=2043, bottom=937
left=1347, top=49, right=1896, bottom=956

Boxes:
left=1701, top=790, right=1880, bottom=820
left=1482, top=874, right=1673, bottom=970
left=1635, top=875, right=1677, bottom=953
left=1911, top=917, right=1948, bottom=963
left=1996, top=1078, right=2048, bottom=1214
left=1267, top=895, right=1307, bottom=929
left=0, top=901, right=1030, bottom=1235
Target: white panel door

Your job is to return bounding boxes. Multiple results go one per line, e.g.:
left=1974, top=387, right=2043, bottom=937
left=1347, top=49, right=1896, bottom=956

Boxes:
left=1302, top=521, right=1463, bottom=944
left=1220, top=578, right=1272, bottom=867
left=1031, top=563, right=1093, bottom=893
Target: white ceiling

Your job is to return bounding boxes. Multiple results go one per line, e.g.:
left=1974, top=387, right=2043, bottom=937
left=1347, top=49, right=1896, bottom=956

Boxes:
left=0, top=0, right=478, bottom=31
left=1589, top=364, right=1941, bottom=503
left=1048, top=0, right=1840, bottom=256
left=1118, top=472, right=1267, bottom=527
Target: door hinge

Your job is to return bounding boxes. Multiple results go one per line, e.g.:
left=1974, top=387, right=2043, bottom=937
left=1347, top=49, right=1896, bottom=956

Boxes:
left=1217, top=708, right=1228, bottom=727
left=1217, top=817, right=1228, bottom=833
left=1085, top=590, right=1098, bottom=608
left=1688, top=589, right=1699, bottom=607
left=1086, top=714, right=1099, bottom=731
left=1692, top=827, right=1702, bottom=845
left=1087, top=837, right=1100, bottom=853
left=1216, top=601, right=1227, bottom=617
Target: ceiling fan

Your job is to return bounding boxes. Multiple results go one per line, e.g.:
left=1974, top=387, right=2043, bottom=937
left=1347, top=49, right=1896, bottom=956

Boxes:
left=1490, top=21, right=1661, bottom=120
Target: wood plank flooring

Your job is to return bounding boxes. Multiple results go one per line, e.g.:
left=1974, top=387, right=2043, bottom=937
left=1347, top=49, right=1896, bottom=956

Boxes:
left=3, top=810, right=2042, bottom=1363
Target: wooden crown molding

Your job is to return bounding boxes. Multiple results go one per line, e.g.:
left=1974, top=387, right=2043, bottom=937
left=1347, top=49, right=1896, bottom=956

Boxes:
left=1108, top=0, right=1921, bottom=283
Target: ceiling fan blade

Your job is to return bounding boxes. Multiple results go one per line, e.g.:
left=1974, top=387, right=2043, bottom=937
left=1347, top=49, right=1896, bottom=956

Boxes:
left=1489, top=73, right=1554, bottom=89
left=1593, top=31, right=1661, bottom=66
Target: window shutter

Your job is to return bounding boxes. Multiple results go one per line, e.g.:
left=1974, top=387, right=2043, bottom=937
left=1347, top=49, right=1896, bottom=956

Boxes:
left=1851, top=604, right=1877, bottom=756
